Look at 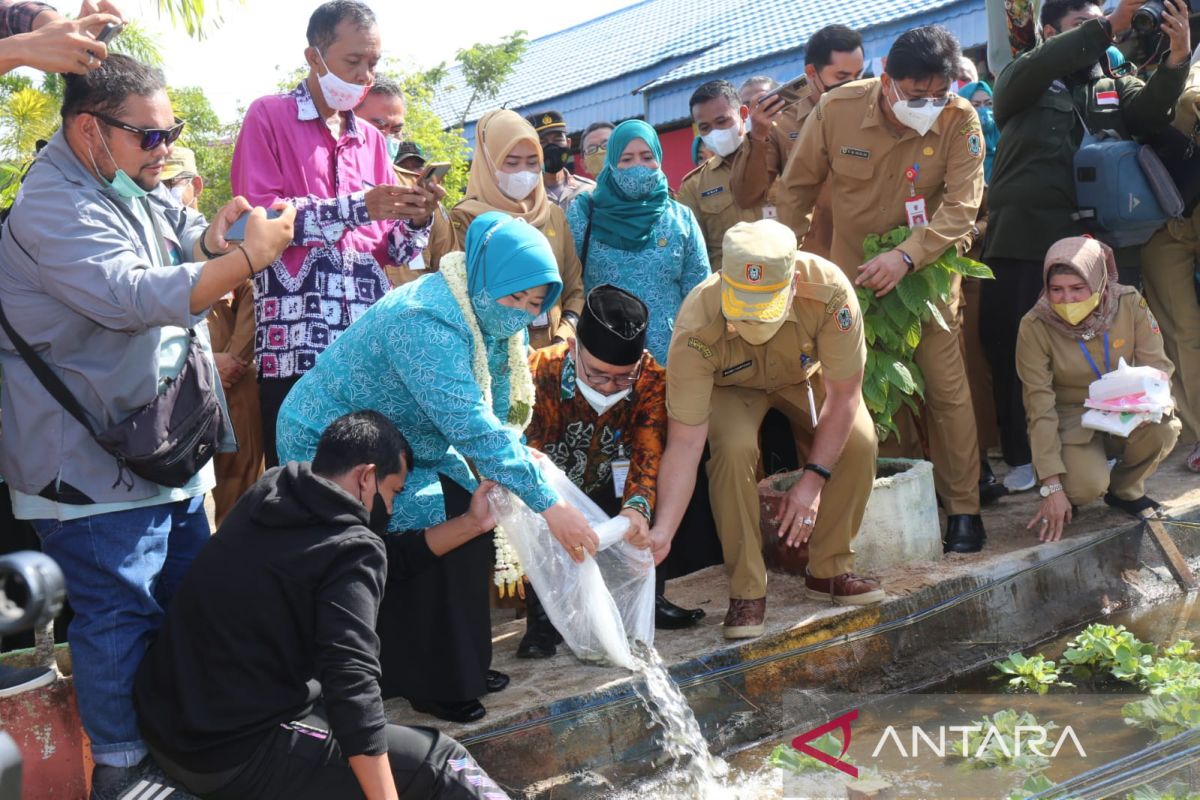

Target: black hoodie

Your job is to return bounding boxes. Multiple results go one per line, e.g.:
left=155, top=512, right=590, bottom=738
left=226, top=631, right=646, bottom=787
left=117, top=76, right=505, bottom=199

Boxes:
left=134, top=462, right=431, bottom=773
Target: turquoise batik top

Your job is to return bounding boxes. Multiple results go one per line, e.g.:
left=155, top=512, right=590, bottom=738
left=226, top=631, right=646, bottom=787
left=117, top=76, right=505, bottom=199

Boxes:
left=276, top=272, right=558, bottom=531
left=567, top=198, right=710, bottom=364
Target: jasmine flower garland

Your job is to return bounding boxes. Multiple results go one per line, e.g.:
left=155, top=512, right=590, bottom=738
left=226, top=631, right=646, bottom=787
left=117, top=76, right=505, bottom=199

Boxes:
left=440, top=251, right=536, bottom=598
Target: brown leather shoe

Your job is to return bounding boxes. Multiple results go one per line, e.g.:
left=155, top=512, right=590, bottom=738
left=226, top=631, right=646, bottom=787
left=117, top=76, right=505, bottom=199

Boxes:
left=722, top=597, right=766, bottom=639
left=805, top=573, right=885, bottom=606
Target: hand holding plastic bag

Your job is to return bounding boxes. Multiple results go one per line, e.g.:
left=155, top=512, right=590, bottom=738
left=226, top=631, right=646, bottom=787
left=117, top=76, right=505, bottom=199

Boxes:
left=488, top=459, right=655, bottom=669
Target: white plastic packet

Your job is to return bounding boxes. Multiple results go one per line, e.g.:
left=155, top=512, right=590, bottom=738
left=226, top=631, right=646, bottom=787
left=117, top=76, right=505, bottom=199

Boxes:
left=487, top=460, right=655, bottom=669
left=1082, top=358, right=1174, bottom=437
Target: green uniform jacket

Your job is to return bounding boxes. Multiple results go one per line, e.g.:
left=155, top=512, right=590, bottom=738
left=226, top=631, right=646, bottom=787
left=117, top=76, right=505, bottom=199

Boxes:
left=985, top=19, right=1187, bottom=267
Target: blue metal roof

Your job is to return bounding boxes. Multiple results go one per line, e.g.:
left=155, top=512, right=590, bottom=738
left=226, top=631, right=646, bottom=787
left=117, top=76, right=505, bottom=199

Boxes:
left=435, top=0, right=988, bottom=147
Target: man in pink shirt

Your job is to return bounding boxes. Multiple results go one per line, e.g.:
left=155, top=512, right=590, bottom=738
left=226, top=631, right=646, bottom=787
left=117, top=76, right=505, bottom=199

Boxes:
left=231, top=0, right=442, bottom=466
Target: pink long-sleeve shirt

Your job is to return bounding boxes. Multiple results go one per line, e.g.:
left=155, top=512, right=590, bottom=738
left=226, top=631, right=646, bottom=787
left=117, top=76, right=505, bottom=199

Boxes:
left=231, top=81, right=430, bottom=380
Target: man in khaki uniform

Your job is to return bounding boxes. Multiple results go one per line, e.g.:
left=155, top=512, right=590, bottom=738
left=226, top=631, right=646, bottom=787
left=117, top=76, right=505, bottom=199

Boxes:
left=652, top=220, right=883, bottom=640
left=526, top=110, right=596, bottom=212
left=779, top=25, right=987, bottom=554
left=1141, top=57, right=1200, bottom=473
left=678, top=80, right=770, bottom=268
left=730, top=25, right=865, bottom=260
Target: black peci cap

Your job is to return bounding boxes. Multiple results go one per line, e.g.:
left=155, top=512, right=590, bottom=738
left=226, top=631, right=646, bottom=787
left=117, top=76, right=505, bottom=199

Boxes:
left=577, top=284, right=649, bottom=366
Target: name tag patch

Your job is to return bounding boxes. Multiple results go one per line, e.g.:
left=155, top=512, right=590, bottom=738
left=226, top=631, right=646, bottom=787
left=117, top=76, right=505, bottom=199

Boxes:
left=722, top=360, right=753, bottom=377
left=839, top=146, right=870, bottom=160
left=701, top=186, right=725, bottom=197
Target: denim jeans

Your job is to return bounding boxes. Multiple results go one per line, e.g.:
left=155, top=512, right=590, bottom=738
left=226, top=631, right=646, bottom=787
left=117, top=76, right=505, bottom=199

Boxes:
left=32, top=496, right=209, bottom=767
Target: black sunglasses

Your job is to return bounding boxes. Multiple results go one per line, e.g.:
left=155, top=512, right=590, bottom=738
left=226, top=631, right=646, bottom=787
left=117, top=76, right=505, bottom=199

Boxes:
left=91, top=112, right=186, bottom=151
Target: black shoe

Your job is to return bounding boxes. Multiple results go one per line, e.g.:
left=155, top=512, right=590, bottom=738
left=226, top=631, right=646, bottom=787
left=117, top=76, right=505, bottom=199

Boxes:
left=516, top=586, right=562, bottom=659
left=980, top=481, right=1009, bottom=507
left=0, top=664, right=54, bottom=698
left=980, top=459, right=997, bottom=485
left=485, top=669, right=509, bottom=693
left=409, top=698, right=486, bottom=724
left=91, top=757, right=192, bottom=800
left=943, top=514, right=986, bottom=553
left=655, top=594, right=705, bottom=630
left=1103, top=492, right=1161, bottom=518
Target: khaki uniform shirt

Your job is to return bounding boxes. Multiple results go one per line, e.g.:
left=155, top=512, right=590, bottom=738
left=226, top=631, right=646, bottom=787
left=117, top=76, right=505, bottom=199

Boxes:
left=1016, top=291, right=1174, bottom=479
left=677, top=154, right=767, bottom=269
left=545, top=171, right=596, bottom=212
left=1172, top=59, right=1200, bottom=136
left=384, top=165, right=453, bottom=288
left=665, top=255, right=865, bottom=425
left=778, top=79, right=985, bottom=275
left=424, top=202, right=585, bottom=347
left=730, top=95, right=834, bottom=259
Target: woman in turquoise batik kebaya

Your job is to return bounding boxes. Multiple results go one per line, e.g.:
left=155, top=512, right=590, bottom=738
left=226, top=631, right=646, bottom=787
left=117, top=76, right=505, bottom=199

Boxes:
left=568, top=119, right=710, bottom=364
left=275, top=211, right=600, bottom=723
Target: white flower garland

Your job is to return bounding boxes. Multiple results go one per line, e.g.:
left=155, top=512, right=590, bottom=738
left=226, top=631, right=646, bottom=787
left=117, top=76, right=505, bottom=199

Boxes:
left=440, top=252, right=536, bottom=598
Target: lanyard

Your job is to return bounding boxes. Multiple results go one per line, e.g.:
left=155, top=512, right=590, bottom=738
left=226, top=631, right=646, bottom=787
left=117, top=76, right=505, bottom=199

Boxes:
left=1078, top=332, right=1110, bottom=380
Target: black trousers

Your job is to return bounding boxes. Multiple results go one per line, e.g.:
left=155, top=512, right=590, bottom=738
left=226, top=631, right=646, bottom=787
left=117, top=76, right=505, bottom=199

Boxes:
left=979, top=258, right=1045, bottom=468
left=259, top=375, right=301, bottom=469
left=377, top=476, right=493, bottom=704
left=155, top=710, right=502, bottom=800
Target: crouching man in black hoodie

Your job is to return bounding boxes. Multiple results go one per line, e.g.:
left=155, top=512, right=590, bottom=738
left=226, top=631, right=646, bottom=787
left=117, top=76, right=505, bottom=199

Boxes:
left=134, top=410, right=507, bottom=800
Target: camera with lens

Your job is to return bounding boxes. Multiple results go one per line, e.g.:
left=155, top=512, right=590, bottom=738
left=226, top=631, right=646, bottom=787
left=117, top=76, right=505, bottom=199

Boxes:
left=0, top=552, right=66, bottom=800
left=1132, top=0, right=1199, bottom=34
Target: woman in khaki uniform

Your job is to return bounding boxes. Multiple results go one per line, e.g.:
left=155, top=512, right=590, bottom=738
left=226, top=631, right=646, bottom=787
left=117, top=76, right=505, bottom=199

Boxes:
left=1017, top=237, right=1180, bottom=542
left=425, top=110, right=583, bottom=349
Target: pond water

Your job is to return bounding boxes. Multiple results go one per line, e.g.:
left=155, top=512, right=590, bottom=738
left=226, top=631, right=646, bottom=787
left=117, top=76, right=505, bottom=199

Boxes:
left=615, top=595, right=1200, bottom=800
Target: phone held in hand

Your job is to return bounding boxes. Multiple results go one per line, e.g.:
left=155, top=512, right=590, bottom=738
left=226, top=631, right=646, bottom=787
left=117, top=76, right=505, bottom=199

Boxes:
left=95, top=23, right=121, bottom=45
left=759, top=74, right=812, bottom=110
left=419, top=162, right=452, bottom=187
left=225, top=209, right=283, bottom=244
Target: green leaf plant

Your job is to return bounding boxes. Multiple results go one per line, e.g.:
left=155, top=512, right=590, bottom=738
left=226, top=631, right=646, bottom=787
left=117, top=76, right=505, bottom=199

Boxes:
left=858, top=226, right=993, bottom=441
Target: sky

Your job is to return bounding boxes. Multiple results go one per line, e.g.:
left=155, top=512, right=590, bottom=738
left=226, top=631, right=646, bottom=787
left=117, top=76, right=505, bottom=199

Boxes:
left=124, top=0, right=646, bottom=123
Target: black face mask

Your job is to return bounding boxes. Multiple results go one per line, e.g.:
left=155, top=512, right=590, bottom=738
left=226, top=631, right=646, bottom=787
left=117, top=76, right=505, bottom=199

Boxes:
left=542, top=143, right=571, bottom=174
left=366, top=490, right=390, bottom=536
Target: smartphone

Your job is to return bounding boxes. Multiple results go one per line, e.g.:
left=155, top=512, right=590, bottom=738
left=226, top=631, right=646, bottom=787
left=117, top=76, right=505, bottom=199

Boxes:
left=225, top=209, right=282, bottom=243
left=95, top=22, right=121, bottom=45
left=419, top=161, right=452, bottom=187
left=758, top=74, right=812, bottom=110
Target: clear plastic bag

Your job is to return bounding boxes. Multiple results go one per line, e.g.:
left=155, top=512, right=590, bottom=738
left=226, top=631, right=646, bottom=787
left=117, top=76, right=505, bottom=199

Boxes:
left=487, top=460, right=655, bottom=669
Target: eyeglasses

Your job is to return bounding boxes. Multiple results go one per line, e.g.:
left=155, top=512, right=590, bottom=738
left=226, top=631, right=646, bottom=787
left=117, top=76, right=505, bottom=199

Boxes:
left=90, top=112, right=186, bottom=151
left=576, top=346, right=644, bottom=389
left=583, top=143, right=607, bottom=157
left=892, top=84, right=951, bottom=108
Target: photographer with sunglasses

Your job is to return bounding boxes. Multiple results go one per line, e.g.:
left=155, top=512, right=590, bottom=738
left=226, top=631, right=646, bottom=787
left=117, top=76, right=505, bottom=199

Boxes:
left=0, top=53, right=295, bottom=800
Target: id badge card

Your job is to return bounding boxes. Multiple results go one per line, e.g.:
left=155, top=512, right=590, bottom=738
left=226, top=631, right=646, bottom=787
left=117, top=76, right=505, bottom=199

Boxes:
left=762, top=204, right=778, bottom=220
left=904, top=195, right=929, bottom=228
left=532, top=311, right=550, bottom=328
left=611, top=459, right=630, bottom=496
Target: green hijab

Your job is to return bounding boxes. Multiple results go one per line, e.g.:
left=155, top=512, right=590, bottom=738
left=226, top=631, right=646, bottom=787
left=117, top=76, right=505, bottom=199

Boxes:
left=574, top=119, right=670, bottom=251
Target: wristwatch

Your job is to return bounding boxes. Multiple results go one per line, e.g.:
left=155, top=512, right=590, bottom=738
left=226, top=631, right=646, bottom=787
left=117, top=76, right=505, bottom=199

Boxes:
left=899, top=251, right=915, bottom=273
left=1039, top=483, right=1064, bottom=498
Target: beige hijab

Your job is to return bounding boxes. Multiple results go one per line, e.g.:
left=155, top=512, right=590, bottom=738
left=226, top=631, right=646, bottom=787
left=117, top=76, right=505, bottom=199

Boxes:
left=1031, top=236, right=1134, bottom=340
left=456, top=109, right=552, bottom=229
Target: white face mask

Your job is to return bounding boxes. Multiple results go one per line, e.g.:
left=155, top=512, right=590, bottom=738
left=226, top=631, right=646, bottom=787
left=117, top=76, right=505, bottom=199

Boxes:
left=315, top=50, right=371, bottom=112
left=888, top=82, right=946, bottom=136
left=576, top=375, right=631, bottom=416
left=701, top=124, right=743, bottom=158
left=169, top=182, right=188, bottom=203
left=496, top=169, right=541, bottom=201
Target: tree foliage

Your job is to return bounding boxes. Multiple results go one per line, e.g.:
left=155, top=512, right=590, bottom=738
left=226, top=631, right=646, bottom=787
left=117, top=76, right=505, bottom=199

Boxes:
left=449, top=31, right=528, bottom=126
left=169, top=85, right=235, bottom=220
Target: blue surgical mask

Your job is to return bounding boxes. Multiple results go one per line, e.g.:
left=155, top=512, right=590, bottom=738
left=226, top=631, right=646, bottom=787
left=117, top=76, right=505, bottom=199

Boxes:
left=90, top=133, right=148, bottom=200
left=387, top=137, right=401, bottom=161
left=611, top=164, right=660, bottom=199
left=976, top=105, right=998, bottom=138
left=471, top=288, right=536, bottom=339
